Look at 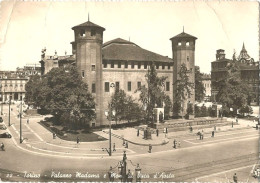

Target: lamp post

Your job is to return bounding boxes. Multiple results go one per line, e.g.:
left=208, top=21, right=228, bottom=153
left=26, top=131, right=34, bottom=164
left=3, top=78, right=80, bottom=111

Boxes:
left=8, top=95, right=12, bottom=127
left=135, top=163, right=142, bottom=182
left=19, top=98, right=23, bottom=143
left=105, top=110, right=116, bottom=156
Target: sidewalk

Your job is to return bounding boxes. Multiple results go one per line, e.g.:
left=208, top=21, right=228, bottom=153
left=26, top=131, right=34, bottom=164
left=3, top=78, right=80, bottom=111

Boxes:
left=96, top=128, right=169, bottom=146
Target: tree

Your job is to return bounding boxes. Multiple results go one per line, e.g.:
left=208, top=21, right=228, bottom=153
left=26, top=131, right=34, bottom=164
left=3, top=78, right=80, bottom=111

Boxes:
left=24, top=75, right=41, bottom=107
left=108, top=89, right=144, bottom=124
left=173, top=64, right=194, bottom=118
left=136, top=63, right=172, bottom=121
left=25, top=66, right=96, bottom=128
left=239, top=105, right=253, bottom=116
left=195, top=66, right=205, bottom=102
left=216, top=60, right=252, bottom=116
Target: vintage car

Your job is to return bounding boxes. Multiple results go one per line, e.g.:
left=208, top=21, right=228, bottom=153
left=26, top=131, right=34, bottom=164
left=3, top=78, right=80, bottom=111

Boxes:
left=0, top=132, right=12, bottom=138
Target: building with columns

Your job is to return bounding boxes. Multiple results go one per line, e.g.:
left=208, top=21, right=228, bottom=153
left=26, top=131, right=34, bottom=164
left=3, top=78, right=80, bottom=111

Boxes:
left=0, top=64, right=41, bottom=103
left=40, top=20, right=197, bottom=126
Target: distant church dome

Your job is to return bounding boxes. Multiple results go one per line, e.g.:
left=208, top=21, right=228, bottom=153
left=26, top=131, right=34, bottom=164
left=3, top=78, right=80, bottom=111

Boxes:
left=237, top=43, right=254, bottom=63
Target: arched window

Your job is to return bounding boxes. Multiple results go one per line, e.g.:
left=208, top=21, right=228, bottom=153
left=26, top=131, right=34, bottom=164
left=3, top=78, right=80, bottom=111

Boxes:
left=178, top=42, right=181, bottom=46
left=186, top=42, right=190, bottom=46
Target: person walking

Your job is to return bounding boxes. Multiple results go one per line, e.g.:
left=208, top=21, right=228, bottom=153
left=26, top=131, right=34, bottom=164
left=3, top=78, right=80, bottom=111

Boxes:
left=27, top=118, right=29, bottom=124
left=211, top=131, right=215, bottom=137
left=148, top=144, right=152, bottom=153
left=232, top=121, right=234, bottom=128
left=137, top=129, right=139, bottom=137
left=53, top=133, right=56, bottom=139
left=173, top=139, right=177, bottom=149
left=156, top=128, right=159, bottom=137
left=77, top=137, right=80, bottom=144
left=125, top=141, right=128, bottom=148
left=214, top=125, right=216, bottom=131
left=113, top=143, right=116, bottom=151
left=201, top=130, right=204, bottom=140
left=233, top=173, right=238, bottom=183
left=235, top=117, right=238, bottom=123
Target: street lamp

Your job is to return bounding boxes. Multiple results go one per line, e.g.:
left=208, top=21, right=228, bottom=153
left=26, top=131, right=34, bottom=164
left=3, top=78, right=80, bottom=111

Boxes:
left=19, top=98, right=23, bottom=143
left=8, top=95, right=12, bottom=127
left=135, top=163, right=142, bottom=182
left=105, top=110, right=116, bottom=156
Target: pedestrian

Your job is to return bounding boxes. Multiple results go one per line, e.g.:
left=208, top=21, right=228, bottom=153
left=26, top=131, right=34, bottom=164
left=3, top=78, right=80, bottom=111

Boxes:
left=123, top=139, right=125, bottom=146
left=148, top=144, right=152, bottom=153
left=214, top=125, right=216, bottom=131
left=201, top=130, right=204, bottom=140
left=190, top=126, right=193, bottom=133
left=166, top=127, right=168, bottom=134
left=173, top=139, right=177, bottom=149
left=236, top=117, right=238, bottom=123
left=27, top=118, right=29, bottom=124
left=212, top=131, right=214, bottom=137
left=232, top=121, right=234, bottom=128
left=53, top=133, right=56, bottom=139
left=125, top=141, right=128, bottom=148
left=233, top=173, right=238, bottom=183
left=156, top=128, right=159, bottom=137
left=113, top=143, right=116, bottom=151
left=137, top=129, right=139, bottom=137
left=77, top=136, right=80, bottom=144
left=178, top=141, right=181, bottom=148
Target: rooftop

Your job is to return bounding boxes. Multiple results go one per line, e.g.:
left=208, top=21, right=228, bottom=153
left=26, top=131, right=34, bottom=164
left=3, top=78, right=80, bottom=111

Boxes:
left=102, top=38, right=173, bottom=63
left=170, top=31, right=197, bottom=40
left=72, top=20, right=105, bottom=31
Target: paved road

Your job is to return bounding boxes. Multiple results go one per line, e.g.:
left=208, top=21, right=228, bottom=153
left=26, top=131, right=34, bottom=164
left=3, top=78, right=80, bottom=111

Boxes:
left=0, top=104, right=258, bottom=182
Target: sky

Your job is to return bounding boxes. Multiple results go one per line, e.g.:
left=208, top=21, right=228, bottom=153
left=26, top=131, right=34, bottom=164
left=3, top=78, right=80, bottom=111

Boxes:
left=0, top=1, right=259, bottom=73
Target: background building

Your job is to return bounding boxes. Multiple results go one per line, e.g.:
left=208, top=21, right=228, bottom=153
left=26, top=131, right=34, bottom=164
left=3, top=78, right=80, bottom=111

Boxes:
left=211, top=44, right=259, bottom=105
left=201, top=73, right=211, bottom=101
left=40, top=20, right=197, bottom=126
left=0, top=64, right=40, bottom=102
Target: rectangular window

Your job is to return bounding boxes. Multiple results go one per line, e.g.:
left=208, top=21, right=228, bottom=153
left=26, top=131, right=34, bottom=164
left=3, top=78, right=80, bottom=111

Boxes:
left=105, top=82, right=109, bottom=92
left=118, top=61, right=121, bottom=68
left=128, top=82, right=131, bottom=91
left=91, top=65, right=95, bottom=71
left=125, top=62, right=128, bottom=68
left=144, top=63, right=147, bottom=69
left=80, top=29, right=85, bottom=37
left=81, top=70, right=85, bottom=78
left=104, top=61, right=107, bottom=68
left=116, top=82, right=119, bottom=91
left=138, top=63, right=141, bottom=69
left=166, top=82, right=170, bottom=91
left=92, top=83, right=96, bottom=93
left=91, top=29, right=96, bottom=36
left=162, top=64, right=165, bottom=69
left=137, top=82, right=141, bottom=89
left=111, top=61, right=114, bottom=68
left=156, top=64, right=159, bottom=69
left=131, top=62, right=134, bottom=69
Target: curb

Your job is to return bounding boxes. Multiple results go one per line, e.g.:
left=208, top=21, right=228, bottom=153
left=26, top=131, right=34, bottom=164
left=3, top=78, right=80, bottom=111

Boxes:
left=102, top=131, right=169, bottom=146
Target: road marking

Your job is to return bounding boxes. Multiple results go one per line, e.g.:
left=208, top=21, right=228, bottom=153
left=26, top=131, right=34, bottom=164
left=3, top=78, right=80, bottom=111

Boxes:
left=24, top=123, right=44, bottom=142
left=195, top=164, right=254, bottom=182
left=184, top=134, right=259, bottom=145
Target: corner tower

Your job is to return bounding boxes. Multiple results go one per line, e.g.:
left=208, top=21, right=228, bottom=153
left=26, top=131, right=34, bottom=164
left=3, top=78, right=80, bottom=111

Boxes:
left=72, top=20, right=105, bottom=127
left=170, top=30, right=197, bottom=116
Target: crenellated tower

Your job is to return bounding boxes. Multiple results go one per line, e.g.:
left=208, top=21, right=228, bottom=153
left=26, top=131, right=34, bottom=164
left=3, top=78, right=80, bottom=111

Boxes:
left=72, top=19, right=105, bottom=127
left=170, top=30, right=197, bottom=116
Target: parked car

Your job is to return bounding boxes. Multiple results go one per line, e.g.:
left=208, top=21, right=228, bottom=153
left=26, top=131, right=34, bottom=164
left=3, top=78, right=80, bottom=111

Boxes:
left=0, top=132, right=12, bottom=138
left=0, top=124, right=6, bottom=130
left=0, top=117, right=3, bottom=123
